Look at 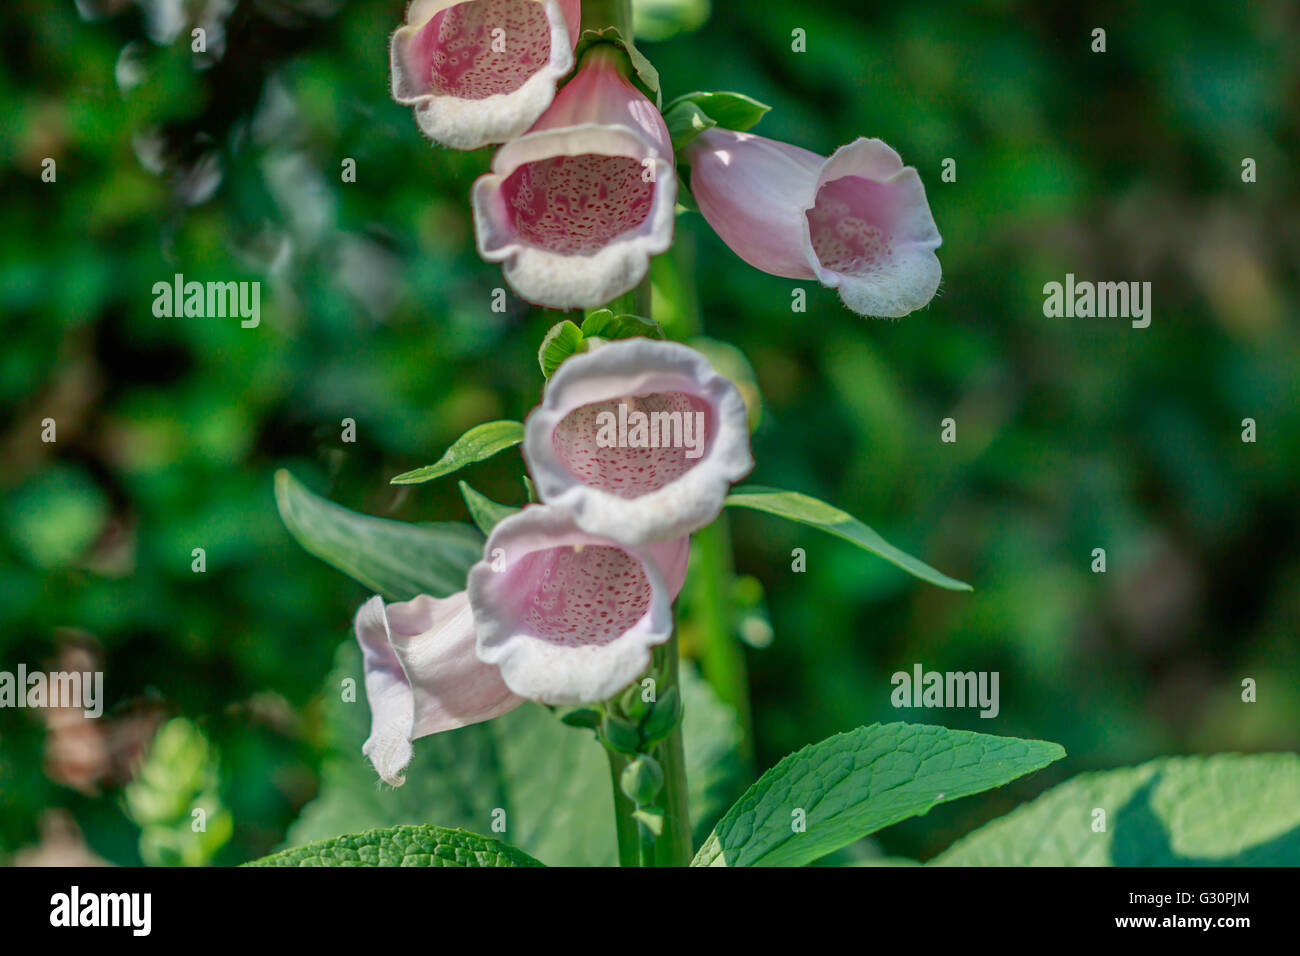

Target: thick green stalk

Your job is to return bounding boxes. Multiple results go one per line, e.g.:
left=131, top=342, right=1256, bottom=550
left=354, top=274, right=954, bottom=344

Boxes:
left=692, top=514, right=755, bottom=763
left=580, top=0, right=633, bottom=37
left=605, top=749, right=642, bottom=866
left=651, top=634, right=692, bottom=866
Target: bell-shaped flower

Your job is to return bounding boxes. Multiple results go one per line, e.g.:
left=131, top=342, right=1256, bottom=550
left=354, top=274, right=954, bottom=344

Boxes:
left=523, top=338, right=753, bottom=546
left=472, top=43, right=676, bottom=308
left=467, top=504, right=690, bottom=704
left=355, top=591, right=523, bottom=786
left=686, top=129, right=942, bottom=319
left=390, top=0, right=582, bottom=150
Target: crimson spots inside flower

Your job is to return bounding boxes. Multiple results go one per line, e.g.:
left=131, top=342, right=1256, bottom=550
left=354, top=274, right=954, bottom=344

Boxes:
left=503, top=155, right=655, bottom=255
left=424, top=0, right=552, bottom=98
left=508, top=545, right=652, bottom=646
left=553, top=392, right=714, bottom=498
left=807, top=175, right=900, bottom=278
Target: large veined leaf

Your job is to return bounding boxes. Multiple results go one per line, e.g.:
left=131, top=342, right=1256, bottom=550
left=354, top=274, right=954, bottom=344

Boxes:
left=725, top=486, right=971, bottom=592
left=693, top=722, right=1064, bottom=867
left=284, top=641, right=746, bottom=866
left=247, top=825, right=543, bottom=867
left=274, top=469, right=481, bottom=601
left=389, top=421, right=525, bottom=485
left=933, top=753, right=1300, bottom=866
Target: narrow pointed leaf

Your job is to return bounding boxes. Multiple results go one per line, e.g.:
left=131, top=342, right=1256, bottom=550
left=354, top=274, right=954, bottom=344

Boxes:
left=725, top=485, right=971, bottom=591
left=274, top=469, right=481, bottom=601
left=390, top=421, right=525, bottom=485
left=693, top=722, right=1064, bottom=867
left=459, top=480, right=521, bottom=536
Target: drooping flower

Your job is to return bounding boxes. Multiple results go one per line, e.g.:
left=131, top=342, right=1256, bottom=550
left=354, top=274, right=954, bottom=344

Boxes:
left=686, top=129, right=942, bottom=319
left=355, top=591, right=523, bottom=786
left=523, top=338, right=753, bottom=546
left=390, top=0, right=583, bottom=150
left=472, top=43, right=676, bottom=308
left=467, top=504, right=690, bottom=704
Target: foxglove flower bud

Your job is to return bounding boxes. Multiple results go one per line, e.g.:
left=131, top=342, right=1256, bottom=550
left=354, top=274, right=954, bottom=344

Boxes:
left=472, top=44, right=676, bottom=308
left=467, top=505, right=690, bottom=704
left=355, top=591, right=523, bottom=786
left=391, top=0, right=583, bottom=150
left=524, top=338, right=753, bottom=546
left=686, top=129, right=942, bottom=319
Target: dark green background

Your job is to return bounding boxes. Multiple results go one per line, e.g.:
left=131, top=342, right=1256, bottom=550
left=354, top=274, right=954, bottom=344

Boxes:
left=1, top=0, right=1297, bottom=864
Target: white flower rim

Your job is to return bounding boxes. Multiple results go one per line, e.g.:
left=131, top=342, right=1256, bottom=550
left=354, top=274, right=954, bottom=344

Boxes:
left=467, top=505, right=677, bottom=704
left=796, top=137, right=943, bottom=318
left=472, top=124, right=677, bottom=308
left=390, top=0, right=575, bottom=150
left=524, top=339, right=753, bottom=546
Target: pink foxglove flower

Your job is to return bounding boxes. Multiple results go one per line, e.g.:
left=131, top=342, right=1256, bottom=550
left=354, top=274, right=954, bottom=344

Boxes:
left=524, top=338, right=753, bottom=546
left=355, top=591, right=523, bottom=786
left=686, top=129, right=942, bottom=319
left=467, top=504, right=690, bottom=704
left=391, top=0, right=583, bottom=150
left=472, top=44, right=676, bottom=308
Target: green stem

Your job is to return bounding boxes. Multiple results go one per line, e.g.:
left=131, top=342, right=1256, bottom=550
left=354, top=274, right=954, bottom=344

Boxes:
left=580, top=0, right=633, bottom=37
left=605, top=749, right=642, bottom=867
left=652, top=633, right=693, bottom=866
left=693, top=514, right=755, bottom=764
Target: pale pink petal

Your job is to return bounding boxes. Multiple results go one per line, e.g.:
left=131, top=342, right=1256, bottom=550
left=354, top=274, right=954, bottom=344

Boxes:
left=523, top=338, right=753, bottom=546
left=686, top=127, right=821, bottom=279
left=355, top=592, right=522, bottom=786
left=472, top=45, right=676, bottom=308
left=390, top=0, right=578, bottom=150
left=687, top=129, right=942, bottom=318
left=804, top=138, right=942, bottom=318
left=467, top=505, right=689, bottom=704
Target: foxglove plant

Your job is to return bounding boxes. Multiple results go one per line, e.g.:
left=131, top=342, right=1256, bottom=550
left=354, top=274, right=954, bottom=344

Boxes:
left=391, top=0, right=583, bottom=150
left=270, top=0, right=1087, bottom=871
left=468, top=504, right=689, bottom=702
left=524, top=337, right=752, bottom=545
left=472, top=42, right=676, bottom=307
left=685, top=130, right=943, bottom=319
left=355, top=591, right=523, bottom=786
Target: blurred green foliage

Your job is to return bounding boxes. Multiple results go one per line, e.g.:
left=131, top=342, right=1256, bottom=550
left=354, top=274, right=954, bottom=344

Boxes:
left=1, top=0, right=1297, bottom=864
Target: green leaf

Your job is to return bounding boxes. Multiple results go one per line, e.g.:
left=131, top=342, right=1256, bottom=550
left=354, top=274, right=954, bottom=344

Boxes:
left=389, top=421, right=525, bottom=485
left=458, top=481, right=520, bottom=536
left=539, top=320, right=584, bottom=378
left=664, top=99, right=717, bottom=153
left=664, top=90, right=771, bottom=135
left=692, top=722, right=1065, bottom=867
left=580, top=309, right=665, bottom=341
left=284, top=640, right=619, bottom=866
left=933, top=753, right=1300, bottom=866
left=725, top=485, right=972, bottom=592
left=274, top=469, right=482, bottom=601
left=246, top=825, right=544, bottom=867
